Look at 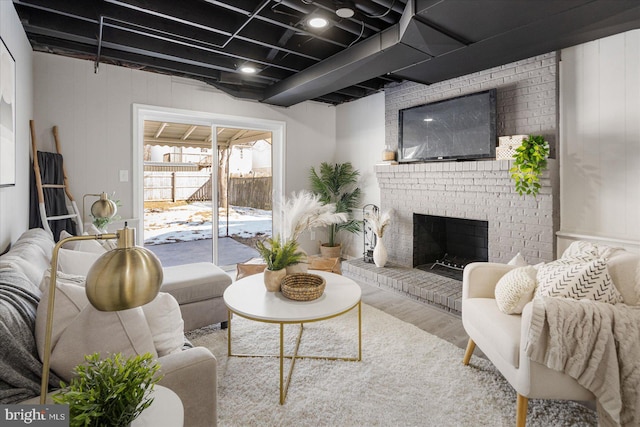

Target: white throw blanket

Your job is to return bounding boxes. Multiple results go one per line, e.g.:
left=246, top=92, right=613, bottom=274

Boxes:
left=526, top=297, right=640, bottom=426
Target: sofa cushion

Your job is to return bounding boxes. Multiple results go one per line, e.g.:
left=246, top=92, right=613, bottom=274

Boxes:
left=35, top=272, right=157, bottom=382
left=161, top=262, right=232, bottom=305
left=0, top=228, right=54, bottom=287
left=463, top=298, right=522, bottom=368
left=536, top=257, right=623, bottom=304
left=495, top=266, right=537, bottom=314
left=142, top=293, right=185, bottom=357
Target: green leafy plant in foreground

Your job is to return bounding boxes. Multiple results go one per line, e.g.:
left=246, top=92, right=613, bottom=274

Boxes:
left=509, top=135, right=550, bottom=197
left=255, top=236, right=305, bottom=271
left=53, top=352, right=161, bottom=427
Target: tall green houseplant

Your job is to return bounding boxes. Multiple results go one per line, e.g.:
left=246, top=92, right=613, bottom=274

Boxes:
left=509, top=135, right=550, bottom=197
left=309, top=162, right=361, bottom=249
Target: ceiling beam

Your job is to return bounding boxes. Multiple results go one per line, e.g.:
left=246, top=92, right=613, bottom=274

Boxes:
left=154, top=123, right=169, bottom=138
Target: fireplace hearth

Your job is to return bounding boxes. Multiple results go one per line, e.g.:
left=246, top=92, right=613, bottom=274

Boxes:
left=413, top=214, right=488, bottom=280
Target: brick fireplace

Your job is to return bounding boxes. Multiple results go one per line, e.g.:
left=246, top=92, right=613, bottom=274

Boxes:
left=413, top=213, right=489, bottom=280
left=344, top=160, right=558, bottom=313
left=343, top=51, right=560, bottom=313
left=377, top=159, right=558, bottom=267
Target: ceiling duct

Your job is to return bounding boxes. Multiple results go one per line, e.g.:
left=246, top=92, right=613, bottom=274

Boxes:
left=262, top=0, right=464, bottom=106
left=262, top=0, right=640, bottom=107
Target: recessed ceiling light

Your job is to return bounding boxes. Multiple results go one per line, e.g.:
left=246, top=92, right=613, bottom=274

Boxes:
left=240, top=65, right=257, bottom=74
left=308, top=17, right=328, bottom=28
left=336, top=7, right=355, bottom=18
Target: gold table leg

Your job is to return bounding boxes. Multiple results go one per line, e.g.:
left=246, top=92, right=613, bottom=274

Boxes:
left=227, top=302, right=362, bottom=405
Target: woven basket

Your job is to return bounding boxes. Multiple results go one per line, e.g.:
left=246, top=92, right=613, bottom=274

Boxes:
left=281, top=273, right=326, bottom=301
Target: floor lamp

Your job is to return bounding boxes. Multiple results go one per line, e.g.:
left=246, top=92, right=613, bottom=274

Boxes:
left=83, top=192, right=118, bottom=227
left=40, top=224, right=163, bottom=404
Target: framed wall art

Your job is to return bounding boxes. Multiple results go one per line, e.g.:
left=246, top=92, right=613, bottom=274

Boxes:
left=0, top=37, right=16, bottom=187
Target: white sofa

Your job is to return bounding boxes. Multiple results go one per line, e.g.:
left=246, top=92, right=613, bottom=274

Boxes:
left=0, top=228, right=218, bottom=427
left=461, top=243, right=640, bottom=426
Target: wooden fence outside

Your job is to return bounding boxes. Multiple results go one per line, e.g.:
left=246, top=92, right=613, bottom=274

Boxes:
left=144, top=172, right=272, bottom=210
left=229, top=177, right=272, bottom=209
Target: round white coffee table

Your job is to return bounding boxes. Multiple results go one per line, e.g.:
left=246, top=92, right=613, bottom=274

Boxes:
left=224, top=270, right=362, bottom=404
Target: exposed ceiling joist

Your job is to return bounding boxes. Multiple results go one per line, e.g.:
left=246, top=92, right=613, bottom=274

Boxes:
left=13, top=0, right=640, bottom=106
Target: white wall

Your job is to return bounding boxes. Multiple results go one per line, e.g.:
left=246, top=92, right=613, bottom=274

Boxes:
left=335, top=91, right=385, bottom=258
left=32, top=53, right=336, bottom=252
left=559, top=30, right=640, bottom=253
left=0, top=3, right=32, bottom=251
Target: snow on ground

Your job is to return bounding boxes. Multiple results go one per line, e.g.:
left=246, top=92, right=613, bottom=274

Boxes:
left=144, top=201, right=272, bottom=245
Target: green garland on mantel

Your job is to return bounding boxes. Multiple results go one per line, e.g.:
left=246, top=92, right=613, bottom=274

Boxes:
left=509, top=135, right=550, bottom=197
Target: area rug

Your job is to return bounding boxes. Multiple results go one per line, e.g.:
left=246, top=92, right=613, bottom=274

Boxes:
left=187, top=304, right=596, bottom=426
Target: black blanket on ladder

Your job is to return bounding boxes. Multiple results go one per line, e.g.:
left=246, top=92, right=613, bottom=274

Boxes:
left=29, top=151, right=77, bottom=241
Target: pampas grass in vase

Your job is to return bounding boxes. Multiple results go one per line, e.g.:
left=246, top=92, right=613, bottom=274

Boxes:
left=282, top=191, right=348, bottom=262
left=364, top=209, right=393, bottom=267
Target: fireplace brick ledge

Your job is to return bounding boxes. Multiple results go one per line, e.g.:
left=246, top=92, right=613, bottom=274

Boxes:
left=343, top=258, right=462, bottom=314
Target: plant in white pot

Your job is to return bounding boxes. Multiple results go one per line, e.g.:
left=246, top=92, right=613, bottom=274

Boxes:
left=309, top=162, right=362, bottom=258
left=255, top=236, right=305, bottom=292
left=364, top=208, right=393, bottom=267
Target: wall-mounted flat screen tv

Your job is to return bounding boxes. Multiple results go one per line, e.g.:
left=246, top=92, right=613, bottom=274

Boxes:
left=398, top=89, right=497, bottom=162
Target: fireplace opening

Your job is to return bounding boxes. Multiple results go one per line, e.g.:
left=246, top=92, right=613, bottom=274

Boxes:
left=413, top=214, right=488, bottom=281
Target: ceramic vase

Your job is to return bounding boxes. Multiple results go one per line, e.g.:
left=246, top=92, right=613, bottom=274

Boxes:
left=264, top=268, right=286, bottom=292
left=373, top=237, right=387, bottom=268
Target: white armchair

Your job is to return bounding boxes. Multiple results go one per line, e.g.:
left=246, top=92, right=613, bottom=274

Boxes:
left=461, top=262, right=594, bottom=426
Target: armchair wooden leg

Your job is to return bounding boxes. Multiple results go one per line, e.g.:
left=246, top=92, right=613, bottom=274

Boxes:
left=462, top=339, right=476, bottom=365
left=516, top=394, right=528, bottom=427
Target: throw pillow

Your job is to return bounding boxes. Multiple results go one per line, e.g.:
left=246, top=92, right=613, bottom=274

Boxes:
left=142, top=293, right=185, bottom=357
left=309, top=256, right=342, bottom=274
left=561, top=240, right=621, bottom=261
left=57, top=248, right=102, bottom=276
left=59, top=230, right=108, bottom=254
left=86, top=224, right=118, bottom=251
left=236, top=263, right=267, bottom=280
left=494, top=266, right=537, bottom=314
left=536, top=258, right=624, bottom=304
left=35, top=275, right=157, bottom=381
left=507, top=252, right=528, bottom=267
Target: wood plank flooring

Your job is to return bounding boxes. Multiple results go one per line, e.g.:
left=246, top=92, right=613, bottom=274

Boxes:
left=355, top=278, right=470, bottom=351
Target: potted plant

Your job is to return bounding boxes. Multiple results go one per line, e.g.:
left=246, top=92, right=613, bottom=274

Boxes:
left=255, top=236, right=305, bottom=291
left=53, top=352, right=161, bottom=427
left=309, top=162, right=362, bottom=258
left=509, top=135, right=550, bottom=197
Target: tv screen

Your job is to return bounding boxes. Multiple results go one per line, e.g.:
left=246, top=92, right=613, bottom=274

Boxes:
left=398, top=89, right=497, bottom=162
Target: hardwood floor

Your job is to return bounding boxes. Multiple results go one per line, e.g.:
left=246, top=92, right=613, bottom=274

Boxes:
left=356, top=278, right=470, bottom=351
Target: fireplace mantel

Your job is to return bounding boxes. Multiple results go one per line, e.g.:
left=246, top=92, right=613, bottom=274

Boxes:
left=375, top=159, right=559, bottom=267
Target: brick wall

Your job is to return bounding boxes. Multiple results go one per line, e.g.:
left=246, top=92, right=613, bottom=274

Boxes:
left=379, top=52, right=560, bottom=266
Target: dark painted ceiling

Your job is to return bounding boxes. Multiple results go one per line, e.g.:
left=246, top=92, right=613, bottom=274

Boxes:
left=13, top=0, right=640, bottom=106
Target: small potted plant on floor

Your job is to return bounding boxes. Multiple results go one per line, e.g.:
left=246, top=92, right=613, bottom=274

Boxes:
left=255, top=236, right=305, bottom=291
left=309, top=162, right=362, bottom=258
left=53, top=352, right=161, bottom=427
